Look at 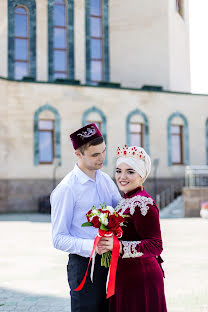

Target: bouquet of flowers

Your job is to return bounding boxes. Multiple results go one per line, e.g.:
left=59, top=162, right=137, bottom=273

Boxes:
left=200, top=202, right=208, bottom=219
left=82, top=203, right=126, bottom=267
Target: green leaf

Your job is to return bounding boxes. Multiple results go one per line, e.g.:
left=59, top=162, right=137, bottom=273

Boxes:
left=82, top=222, right=93, bottom=227
left=100, top=224, right=108, bottom=231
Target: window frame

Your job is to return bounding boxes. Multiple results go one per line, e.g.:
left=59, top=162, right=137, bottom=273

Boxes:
left=129, top=121, right=144, bottom=148
left=90, top=0, right=104, bottom=83
left=38, top=119, right=55, bottom=165
left=14, top=5, right=30, bottom=79
left=171, top=124, right=184, bottom=165
left=53, top=0, right=68, bottom=79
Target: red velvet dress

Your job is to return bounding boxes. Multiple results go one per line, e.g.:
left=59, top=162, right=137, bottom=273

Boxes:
left=109, top=187, right=167, bottom=312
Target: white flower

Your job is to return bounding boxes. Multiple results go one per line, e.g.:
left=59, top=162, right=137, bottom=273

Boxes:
left=92, top=209, right=100, bottom=216
left=99, top=213, right=108, bottom=226
left=106, top=206, right=115, bottom=215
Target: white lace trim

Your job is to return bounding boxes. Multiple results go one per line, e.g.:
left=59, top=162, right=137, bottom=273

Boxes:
left=116, top=195, right=153, bottom=216
left=122, top=241, right=143, bottom=258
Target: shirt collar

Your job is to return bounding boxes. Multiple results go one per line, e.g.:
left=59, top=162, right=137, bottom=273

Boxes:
left=74, top=164, right=100, bottom=184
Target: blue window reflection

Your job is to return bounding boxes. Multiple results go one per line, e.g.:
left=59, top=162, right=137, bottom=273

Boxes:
left=90, top=0, right=101, bottom=16
left=91, top=39, right=102, bottom=59
left=91, top=60, right=102, bottom=81
left=15, top=14, right=27, bottom=37
left=90, top=17, right=102, bottom=37
left=14, top=62, right=28, bottom=79
left=54, top=50, right=67, bottom=71
left=39, top=132, right=53, bottom=163
left=54, top=72, right=67, bottom=79
left=15, top=39, right=28, bottom=60
left=16, top=7, right=27, bottom=14
left=54, top=28, right=66, bottom=49
left=54, top=4, right=65, bottom=26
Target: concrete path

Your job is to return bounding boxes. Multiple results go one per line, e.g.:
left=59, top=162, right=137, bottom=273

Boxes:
left=0, top=213, right=208, bottom=312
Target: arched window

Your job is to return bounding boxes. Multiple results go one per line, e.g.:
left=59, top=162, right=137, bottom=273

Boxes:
left=38, top=119, right=55, bottom=164
left=82, top=106, right=107, bottom=165
left=86, top=0, right=109, bottom=84
left=167, top=112, right=189, bottom=166
left=8, top=0, right=36, bottom=80
left=53, top=0, right=68, bottom=79
left=34, top=104, right=61, bottom=166
left=126, top=109, right=150, bottom=154
left=14, top=6, right=29, bottom=79
left=48, top=0, right=74, bottom=81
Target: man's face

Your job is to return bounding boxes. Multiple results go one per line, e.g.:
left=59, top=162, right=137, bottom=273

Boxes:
left=77, top=142, right=106, bottom=170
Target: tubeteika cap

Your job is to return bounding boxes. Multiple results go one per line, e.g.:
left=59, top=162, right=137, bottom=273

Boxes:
left=70, top=123, right=102, bottom=150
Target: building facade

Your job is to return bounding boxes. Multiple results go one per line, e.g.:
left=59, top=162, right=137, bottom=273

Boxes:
left=0, top=0, right=207, bottom=212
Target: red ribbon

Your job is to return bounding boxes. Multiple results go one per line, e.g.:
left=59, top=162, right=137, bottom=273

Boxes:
left=74, top=228, right=121, bottom=298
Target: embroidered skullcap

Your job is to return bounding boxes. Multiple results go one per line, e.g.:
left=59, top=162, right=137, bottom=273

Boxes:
left=116, top=146, right=151, bottom=183
left=70, top=123, right=102, bottom=150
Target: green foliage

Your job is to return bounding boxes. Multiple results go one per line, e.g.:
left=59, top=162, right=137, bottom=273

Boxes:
left=82, top=222, right=93, bottom=227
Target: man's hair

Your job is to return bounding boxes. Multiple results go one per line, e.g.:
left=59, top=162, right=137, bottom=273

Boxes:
left=78, top=136, right=104, bottom=155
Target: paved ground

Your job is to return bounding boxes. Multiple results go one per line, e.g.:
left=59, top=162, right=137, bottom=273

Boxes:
left=0, top=213, right=208, bottom=312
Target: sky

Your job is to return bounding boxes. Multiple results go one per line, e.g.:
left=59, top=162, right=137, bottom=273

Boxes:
left=189, top=0, right=208, bottom=94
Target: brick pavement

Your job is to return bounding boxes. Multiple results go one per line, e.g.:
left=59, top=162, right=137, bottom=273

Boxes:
left=0, top=213, right=208, bottom=312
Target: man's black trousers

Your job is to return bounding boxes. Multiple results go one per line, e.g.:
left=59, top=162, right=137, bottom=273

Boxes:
left=67, top=254, right=109, bottom=312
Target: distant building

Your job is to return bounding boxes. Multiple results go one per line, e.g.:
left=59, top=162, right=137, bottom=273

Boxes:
left=0, top=0, right=207, bottom=212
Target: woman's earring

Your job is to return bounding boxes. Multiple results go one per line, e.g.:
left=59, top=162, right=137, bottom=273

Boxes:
left=141, top=185, right=143, bottom=191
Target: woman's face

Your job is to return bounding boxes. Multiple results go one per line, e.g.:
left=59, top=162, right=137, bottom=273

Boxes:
left=115, top=162, right=143, bottom=193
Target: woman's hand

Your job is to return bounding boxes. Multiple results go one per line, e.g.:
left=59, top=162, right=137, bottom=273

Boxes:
left=97, top=236, right=114, bottom=254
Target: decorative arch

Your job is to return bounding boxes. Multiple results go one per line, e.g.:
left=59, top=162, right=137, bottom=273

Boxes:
left=126, top=109, right=150, bottom=154
left=167, top=111, right=189, bottom=166
left=34, top=104, right=61, bottom=165
left=8, top=0, right=36, bottom=79
left=82, top=106, right=107, bottom=165
left=206, top=119, right=208, bottom=165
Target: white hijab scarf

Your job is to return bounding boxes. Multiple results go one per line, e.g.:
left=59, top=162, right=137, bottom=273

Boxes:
left=116, top=146, right=151, bottom=183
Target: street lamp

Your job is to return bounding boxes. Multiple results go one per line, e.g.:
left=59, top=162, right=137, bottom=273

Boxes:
left=153, top=158, right=160, bottom=199
left=53, top=157, right=61, bottom=190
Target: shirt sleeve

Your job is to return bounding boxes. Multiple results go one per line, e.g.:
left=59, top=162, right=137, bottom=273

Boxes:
left=109, top=178, right=122, bottom=208
left=50, top=184, right=94, bottom=258
left=121, top=202, right=163, bottom=259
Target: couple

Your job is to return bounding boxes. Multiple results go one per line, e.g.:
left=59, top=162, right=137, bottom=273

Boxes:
left=50, top=123, right=167, bottom=312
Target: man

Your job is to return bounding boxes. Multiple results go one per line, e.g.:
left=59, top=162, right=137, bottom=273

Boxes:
left=50, top=123, right=121, bottom=312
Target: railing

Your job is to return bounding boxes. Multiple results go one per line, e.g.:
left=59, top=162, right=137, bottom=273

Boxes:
left=185, top=166, right=208, bottom=187
left=156, top=179, right=185, bottom=210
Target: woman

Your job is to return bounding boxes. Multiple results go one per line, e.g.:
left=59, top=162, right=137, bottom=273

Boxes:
left=98, top=145, right=167, bottom=312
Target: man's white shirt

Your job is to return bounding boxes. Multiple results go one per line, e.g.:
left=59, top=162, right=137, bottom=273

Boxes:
left=50, top=164, right=121, bottom=257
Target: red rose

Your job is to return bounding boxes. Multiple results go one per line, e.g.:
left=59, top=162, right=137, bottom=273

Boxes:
left=86, top=210, right=92, bottom=222
left=108, top=215, right=119, bottom=230
left=91, top=216, right=101, bottom=228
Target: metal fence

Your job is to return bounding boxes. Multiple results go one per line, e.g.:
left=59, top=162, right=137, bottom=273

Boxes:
left=185, top=166, right=208, bottom=187
left=156, top=179, right=185, bottom=210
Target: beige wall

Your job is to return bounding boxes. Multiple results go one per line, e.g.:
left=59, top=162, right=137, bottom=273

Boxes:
left=0, top=0, right=191, bottom=93
left=0, top=0, right=8, bottom=78
left=1, top=78, right=208, bottom=182
left=109, top=0, right=170, bottom=90
left=168, top=0, right=191, bottom=92
left=36, top=0, right=48, bottom=81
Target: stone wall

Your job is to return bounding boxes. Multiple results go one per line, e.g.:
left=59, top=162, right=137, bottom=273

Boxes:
left=183, top=187, right=208, bottom=217
left=0, top=177, right=184, bottom=213
left=0, top=179, right=53, bottom=213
